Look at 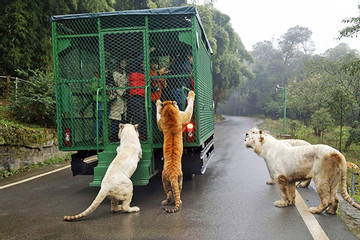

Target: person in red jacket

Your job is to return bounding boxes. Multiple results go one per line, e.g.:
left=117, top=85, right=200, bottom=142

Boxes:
left=128, top=47, right=156, bottom=140
left=150, top=59, right=167, bottom=102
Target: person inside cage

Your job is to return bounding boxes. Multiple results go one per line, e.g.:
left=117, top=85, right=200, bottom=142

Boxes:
left=167, top=48, right=193, bottom=110
left=104, top=66, right=114, bottom=116
left=109, top=58, right=128, bottom=141
left=91, top=71, right=103, bottom=141
left=150, top=58, right=168, bottom=124
left=128, top=47, right=156, bottom=139
left=150, top=58, right=167, bottom=102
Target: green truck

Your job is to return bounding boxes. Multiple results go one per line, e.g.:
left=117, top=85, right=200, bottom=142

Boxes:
left=51, top=6, right=215, bottom=186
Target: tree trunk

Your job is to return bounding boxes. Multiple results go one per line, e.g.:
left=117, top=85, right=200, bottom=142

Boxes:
left=6, top=75, right=10, bottom=105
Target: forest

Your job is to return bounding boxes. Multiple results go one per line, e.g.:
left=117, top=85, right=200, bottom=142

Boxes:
left=219, top=22, right=360, bottom=149
left=0, top=0, right=252, bottom=125
left=1, top=0, right=360, bottom=152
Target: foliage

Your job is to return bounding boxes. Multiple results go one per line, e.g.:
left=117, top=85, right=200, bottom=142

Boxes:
left=310, top=108, right=333, bottom=139
left=0, top=0, right=117, bottom=77
left=9, top=70, right=56, bottom=127
left=196, top=5, right=253, bottom=114
left=338, top=4, right=360, bottom=76
left=263, top=101, right=282, bottom=119
left=0, top=105, right=13, bottom=122
left=0, top=117, right=57, bottom=147
left=219, top=26, right=313, bottom=117
left=278, top=25, right=315, bottom=65
left=345, top=126, right=360, bottom=149
left=0, top=1, right=51, bottom=75
left=288, top=47, right=359, bottom=125
left=339, top=4, right=360, bottom=39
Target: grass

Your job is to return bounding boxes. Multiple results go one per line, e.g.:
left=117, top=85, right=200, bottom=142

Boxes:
left=1, top=102, right=66, bottom=179
left=259, top=118, right=360, bottom=201
left=0, top=103, right=12, bottom=120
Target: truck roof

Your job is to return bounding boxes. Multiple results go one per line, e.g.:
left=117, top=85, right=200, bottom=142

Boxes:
left=51, top=6, right=212, bottom=54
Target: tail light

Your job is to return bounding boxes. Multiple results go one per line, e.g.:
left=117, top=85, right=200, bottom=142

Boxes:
left=64, top=128, right=71, bottom=146
left=186, top=122, right=194, bottom=142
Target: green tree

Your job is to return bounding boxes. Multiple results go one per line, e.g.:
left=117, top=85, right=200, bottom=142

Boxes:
left=339, top=4, right=360, bottom=39
left=114, top=0, right=150, bottom=10
left=10, top=70, right=56, bottom=127
left=0, top=1, right=50, bottom=75
left=287, top=52, right=357, bottom=123
left=278, top=25, right=314, bottom=85
left=197, top=6, right=253, bottom=113
left=0, top=0, right=116, bottom=77
left=327, top=87, right=353, bottom=151
left=278, top=25, right=314, bottom=64
left=287, top=49, right=358, bottom=150
left=339, top=4, right=360, bottom=75
left=220, top=25, right=314, bottom=118
left=311, top=108, right=333, bottom=141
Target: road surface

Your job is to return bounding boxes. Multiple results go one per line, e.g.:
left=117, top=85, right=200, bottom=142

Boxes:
left=0, top=116, right=358, bottom=239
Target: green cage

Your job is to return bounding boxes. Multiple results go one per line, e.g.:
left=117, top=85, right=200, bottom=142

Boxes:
left=51, top=6, right=214, bottom=186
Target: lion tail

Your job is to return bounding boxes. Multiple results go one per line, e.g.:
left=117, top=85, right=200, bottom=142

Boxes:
left=336, top=153, right=360, bottom=210
left=63, top=188, right=107, bottom=221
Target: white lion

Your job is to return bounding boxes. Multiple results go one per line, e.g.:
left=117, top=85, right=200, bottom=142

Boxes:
left=266, top=138, right=311, bottom=187
left=64, top=124, right=142, bottom=221
left=245, top=127, right=360, bottom=214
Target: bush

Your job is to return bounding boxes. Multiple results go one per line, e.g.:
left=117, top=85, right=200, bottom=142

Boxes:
left=345, top=126, right=360, bottom=149
left=10, top=70, right=56, bottom=127
left=264, top=101, right=282, bottom=119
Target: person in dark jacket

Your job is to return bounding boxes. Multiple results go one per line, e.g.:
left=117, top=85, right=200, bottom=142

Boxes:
left=167, top=49, right=193, bottom=110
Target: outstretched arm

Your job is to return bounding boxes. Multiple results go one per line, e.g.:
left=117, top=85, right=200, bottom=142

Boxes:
left=179, top=91, right=195, bottom=125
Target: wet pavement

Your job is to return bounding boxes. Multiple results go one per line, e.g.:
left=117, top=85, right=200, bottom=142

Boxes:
left=0, top=116, right=359, bottom=239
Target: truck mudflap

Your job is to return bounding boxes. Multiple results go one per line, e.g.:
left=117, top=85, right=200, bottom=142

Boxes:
left=182, top=134, right=215, bottom=175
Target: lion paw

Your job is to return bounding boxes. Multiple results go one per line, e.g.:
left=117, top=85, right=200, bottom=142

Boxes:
left=298, top=180, right=311, bottom=188
left=187, top=91, right=195, bottom=100
left=288, top=199, right=295, bottom=206
left=309, top=207, right=321, bottom=214
left=325, top=207, right=337, bottom=215
left=266, top=179, right=275, bottom=185
left=122, top=206, right=140, bottom=213
left=274, top=200, right=289, bottom=208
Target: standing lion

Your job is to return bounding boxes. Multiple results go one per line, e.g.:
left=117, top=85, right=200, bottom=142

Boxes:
left=245, top=127, right=360, bottom=214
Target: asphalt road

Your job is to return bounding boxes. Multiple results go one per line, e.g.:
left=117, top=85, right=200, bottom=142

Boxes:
left=0, top=116, right=358, bottom=240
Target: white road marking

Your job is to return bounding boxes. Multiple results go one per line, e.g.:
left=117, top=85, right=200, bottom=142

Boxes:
left=0, top=156, right=97, bottom=190
left=0, top=165, right=71, bottom=190
left=295, top=190, right=329, bottom=240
